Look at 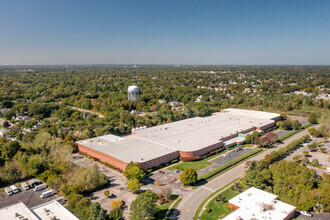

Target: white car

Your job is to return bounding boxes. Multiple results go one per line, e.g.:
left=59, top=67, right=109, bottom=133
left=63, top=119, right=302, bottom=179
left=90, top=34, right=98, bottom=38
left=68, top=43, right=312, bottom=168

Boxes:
left=300, top=211, right=312, bottom=217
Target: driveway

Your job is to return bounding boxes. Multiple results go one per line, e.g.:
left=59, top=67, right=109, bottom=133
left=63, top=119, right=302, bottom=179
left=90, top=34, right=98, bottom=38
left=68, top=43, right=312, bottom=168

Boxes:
left=176, top=125, right=320, bottom=220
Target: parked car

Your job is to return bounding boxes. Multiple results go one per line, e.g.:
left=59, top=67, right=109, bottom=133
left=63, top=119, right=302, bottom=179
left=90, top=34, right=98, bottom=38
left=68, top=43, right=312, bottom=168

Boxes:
left=300, top=211, right=312, bottom=217
left=10, top=185, right=19, bottom=194
left=174, top=169, right=180, bottom=173
left=21, top=182, right=30, bottom=190
left=237, top=147, right=242, bottom=151
left=5, top=187, right=13, bottom=196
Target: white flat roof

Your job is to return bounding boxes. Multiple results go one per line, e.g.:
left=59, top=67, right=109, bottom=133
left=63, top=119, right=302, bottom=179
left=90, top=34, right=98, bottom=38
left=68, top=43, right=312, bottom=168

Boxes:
left=77, top=109, right=277, bottom=163
left=221, top=108, right=281, bottom=120
left=0, top=202, right=39, bottom=220
left=31, top=200, right=79, bottom=220
left=224, top=187, right=296, bottom=220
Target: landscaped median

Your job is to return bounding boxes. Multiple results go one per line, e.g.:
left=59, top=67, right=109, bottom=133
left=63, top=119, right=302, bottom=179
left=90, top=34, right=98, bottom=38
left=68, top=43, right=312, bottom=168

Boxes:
left=197, top=148, right=263, bottom=183
left=193, top=178, right=240, bottom=220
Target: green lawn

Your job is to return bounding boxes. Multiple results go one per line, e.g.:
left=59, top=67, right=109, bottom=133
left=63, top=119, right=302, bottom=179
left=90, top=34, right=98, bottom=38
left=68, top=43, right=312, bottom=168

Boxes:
left=200, top=183, right=249, bottom=220
left=155, top=194, right=179, bottom=220
left=168, top=148, right=230, bottom=171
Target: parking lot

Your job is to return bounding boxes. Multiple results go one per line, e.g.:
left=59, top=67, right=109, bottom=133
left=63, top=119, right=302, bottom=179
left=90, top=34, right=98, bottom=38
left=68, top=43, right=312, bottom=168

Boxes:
left=0, top=185, right=56, bottom=208
left=284, top=138, right=329, bottom=175
left=197, top=148, right=253, bottom=176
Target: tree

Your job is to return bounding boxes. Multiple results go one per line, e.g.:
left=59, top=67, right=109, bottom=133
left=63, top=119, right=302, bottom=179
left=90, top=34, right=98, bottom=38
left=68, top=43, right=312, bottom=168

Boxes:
left=301, top=158, right=309, bottom=163
left=216, top=193, right=225, bottom=203
left=281, top=120, right=292, bottom=130
left=308, top=113, right=317, bottom=124
left=104, top=190, right=110, bottom=198
left=123, top=162, right=146, bottom=181
left=127, top=178, right=141, bottom=193
left=292, top=155, right=302, bottom=161
left=311, top=159, right=319, bottom=166
left=308, top=128, right=316, bottom=136
left=155, top=179, right=161, bottom=187
left=245, top=134, right=252, bottom=144
left=302, top=151, right=309, bottom=157
left=88, top=203, right=101, bottom=220
left=130, top=190, right=158, bottom=220
left=161, top=186, right=172, bottom=200
left=109, top=208, right=124, bottom=220
left=111, top=200, right=123, bottom=209
left=179, top=168, right=197, bottom=186
left=98, top=208, right=108, bottom=220
left=292, top=120, right=302, bottom=130
left=2, top=121, right=10, bottom=128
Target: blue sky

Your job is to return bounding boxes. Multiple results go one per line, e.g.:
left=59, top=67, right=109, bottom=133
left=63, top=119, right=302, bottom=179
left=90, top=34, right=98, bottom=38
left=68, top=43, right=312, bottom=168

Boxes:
left=0, top=0, right=329, bottom=65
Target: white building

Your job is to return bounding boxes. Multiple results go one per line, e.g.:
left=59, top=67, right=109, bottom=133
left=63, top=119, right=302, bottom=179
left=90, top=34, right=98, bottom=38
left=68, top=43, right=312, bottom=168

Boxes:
left=0, top=200, right=79, bottom=220
left=225, top=187, right=296, bottom=220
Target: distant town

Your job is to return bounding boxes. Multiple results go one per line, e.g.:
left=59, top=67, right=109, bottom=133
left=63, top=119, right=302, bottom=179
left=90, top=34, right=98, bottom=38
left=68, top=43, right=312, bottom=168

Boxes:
left=0, top=65, right=328, bottom=220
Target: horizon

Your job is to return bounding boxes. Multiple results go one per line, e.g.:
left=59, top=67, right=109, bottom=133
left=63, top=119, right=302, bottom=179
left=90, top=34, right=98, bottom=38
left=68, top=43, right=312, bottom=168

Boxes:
left=1, top=0, right=330, bottom=65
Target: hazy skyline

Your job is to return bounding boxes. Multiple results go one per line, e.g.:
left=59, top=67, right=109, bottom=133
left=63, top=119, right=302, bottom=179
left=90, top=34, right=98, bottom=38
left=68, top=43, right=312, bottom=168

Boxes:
left=1, top=0, right=330, bottom=65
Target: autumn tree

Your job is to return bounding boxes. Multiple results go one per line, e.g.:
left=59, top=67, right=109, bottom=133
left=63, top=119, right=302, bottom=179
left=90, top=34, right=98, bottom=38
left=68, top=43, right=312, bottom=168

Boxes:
left=179, top=168, right=197, bottom=186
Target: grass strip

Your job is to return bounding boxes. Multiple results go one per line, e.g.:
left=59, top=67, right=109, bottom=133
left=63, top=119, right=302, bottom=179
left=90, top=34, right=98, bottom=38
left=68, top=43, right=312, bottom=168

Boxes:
left=193, top=178, right=240, bottom=220
left=197, top=148, right=262, bottom=182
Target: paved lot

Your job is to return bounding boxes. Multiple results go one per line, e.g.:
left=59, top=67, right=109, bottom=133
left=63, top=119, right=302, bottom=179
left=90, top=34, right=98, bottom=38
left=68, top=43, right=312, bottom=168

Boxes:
left=275, top=129, right=292, bottom=138
left=71, top=154, right=132, bottom=219
left=198, top=148, right=253, bottom=176
left=297, top=213, right=330, bottom=220
left=284, top=138, right=329, bottom=176
left=0, top=186, right=56, bottom=208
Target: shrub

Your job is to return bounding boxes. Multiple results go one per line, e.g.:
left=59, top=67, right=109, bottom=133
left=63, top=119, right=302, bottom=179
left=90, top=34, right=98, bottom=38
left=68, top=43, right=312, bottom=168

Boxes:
left=204, top=207, right=212, bottom=213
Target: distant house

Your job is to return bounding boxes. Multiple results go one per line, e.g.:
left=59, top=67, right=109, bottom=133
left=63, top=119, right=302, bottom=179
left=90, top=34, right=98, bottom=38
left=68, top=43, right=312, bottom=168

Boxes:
left=16, top=116, right=32, bottom=121
left=1, top=108, right=10, bottom=114
left=0, top=129, right=9, bottom=137
left=59, top=127, right=71, bottom=133
left=169, top=101, right=179, bottom=107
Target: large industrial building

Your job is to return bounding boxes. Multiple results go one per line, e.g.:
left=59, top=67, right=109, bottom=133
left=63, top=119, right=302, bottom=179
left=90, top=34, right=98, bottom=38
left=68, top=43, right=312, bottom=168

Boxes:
left=76, top=108, right=281, bottom=171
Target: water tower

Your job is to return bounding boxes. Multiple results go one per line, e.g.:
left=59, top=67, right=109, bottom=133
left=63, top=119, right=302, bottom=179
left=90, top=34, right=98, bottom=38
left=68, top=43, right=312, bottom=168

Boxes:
left=128, top=85, right=139, bottom=101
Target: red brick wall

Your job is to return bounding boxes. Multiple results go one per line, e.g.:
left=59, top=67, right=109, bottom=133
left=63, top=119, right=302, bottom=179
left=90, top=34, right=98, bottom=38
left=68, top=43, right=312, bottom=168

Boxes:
left=141, top=151, right=180, bottom=170
left=228, top=202, right=240, bottom=210
left=180, top=142, right=224, bottom=160
left=77, top=143, right=128, bottom=171
left=283, top=208, right=296, bottom=220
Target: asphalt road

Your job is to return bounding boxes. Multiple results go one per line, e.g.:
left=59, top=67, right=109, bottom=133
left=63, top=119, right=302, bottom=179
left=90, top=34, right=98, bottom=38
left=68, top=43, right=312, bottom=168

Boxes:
left=176, top=125, right=319, bottom=220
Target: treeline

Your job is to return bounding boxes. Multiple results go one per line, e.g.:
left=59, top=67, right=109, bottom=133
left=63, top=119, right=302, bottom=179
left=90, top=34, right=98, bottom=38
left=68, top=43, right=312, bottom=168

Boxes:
left=243, top=135, right=329, bottom=212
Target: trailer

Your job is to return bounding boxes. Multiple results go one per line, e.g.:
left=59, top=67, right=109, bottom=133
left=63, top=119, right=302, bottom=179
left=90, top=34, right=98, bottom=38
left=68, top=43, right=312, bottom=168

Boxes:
left=34, top=183, right=47, bottom=191
left=41, top=190, right=53, bottom=198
